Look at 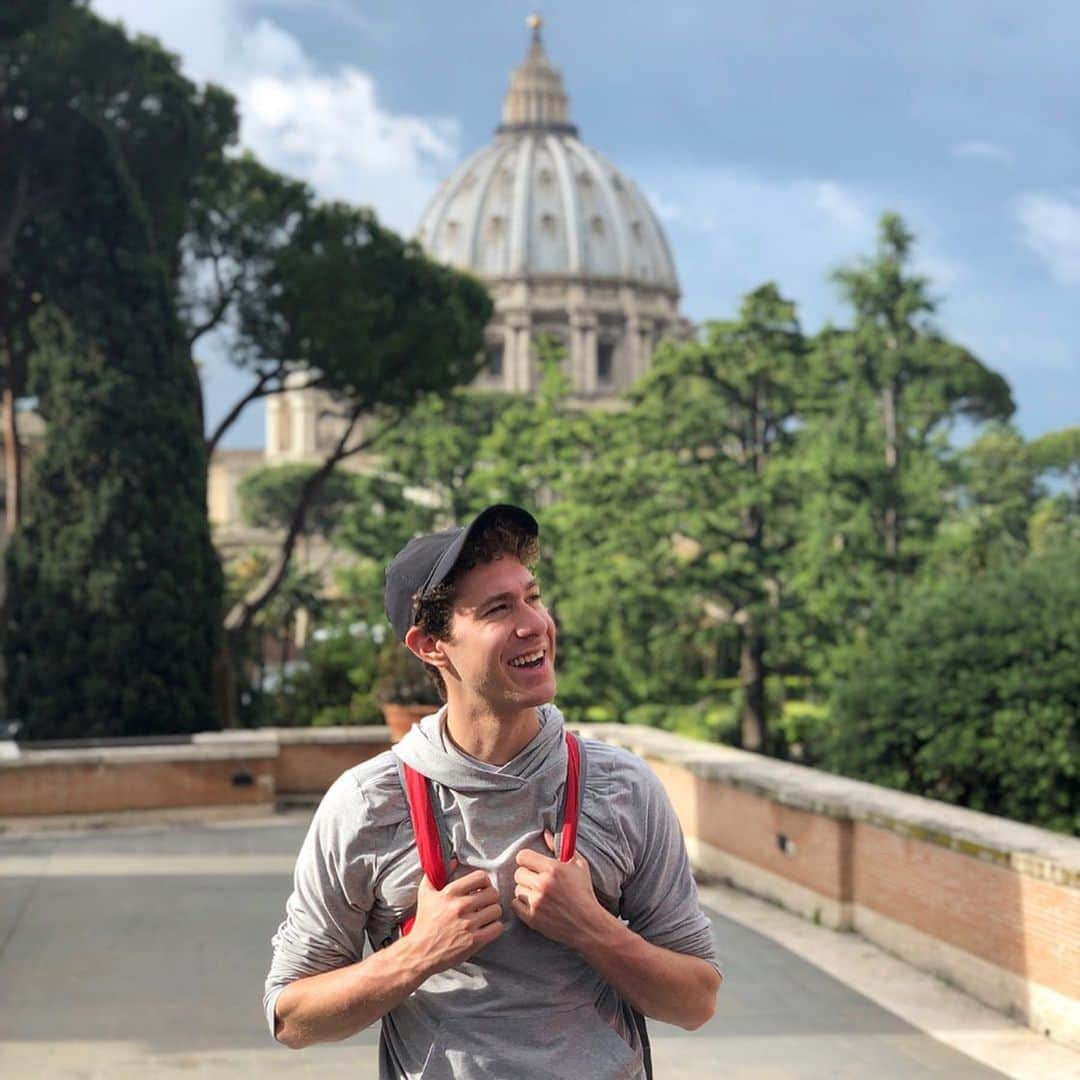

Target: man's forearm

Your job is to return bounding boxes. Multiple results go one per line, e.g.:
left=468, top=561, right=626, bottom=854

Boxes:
left=575, top=910, right=721, bottom=1030
left=273, top=935, right=433, bottom=1049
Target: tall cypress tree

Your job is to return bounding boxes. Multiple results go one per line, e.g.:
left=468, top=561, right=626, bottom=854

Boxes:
left=2, top=5, right=226, bottom=739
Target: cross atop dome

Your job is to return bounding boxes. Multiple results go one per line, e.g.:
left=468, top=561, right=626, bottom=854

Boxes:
left=498, top=14, right=577, bottom=135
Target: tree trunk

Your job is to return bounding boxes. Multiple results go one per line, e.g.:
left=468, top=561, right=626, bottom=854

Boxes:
left=739, top=626, right=767, bottom=752
left=213, top=633, right=238, bottom=730
left=2, top=387, right=21, bottom=535
left=881, top=378, right=899, bottom=591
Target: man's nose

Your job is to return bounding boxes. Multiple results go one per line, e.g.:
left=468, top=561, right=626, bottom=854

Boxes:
left=515, top=604, right=547, bottom=636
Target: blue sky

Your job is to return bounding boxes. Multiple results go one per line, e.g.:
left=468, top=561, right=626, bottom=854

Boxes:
left=92, top=0, right=1079, bottom=448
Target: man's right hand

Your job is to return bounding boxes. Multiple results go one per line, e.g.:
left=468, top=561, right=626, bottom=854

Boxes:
left=273, top=863, right=504, bottom=1049
left=404, top=864, right=505, bottom=975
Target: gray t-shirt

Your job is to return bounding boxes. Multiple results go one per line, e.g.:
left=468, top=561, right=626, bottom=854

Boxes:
left=265, top=705, right=719, bottom=1079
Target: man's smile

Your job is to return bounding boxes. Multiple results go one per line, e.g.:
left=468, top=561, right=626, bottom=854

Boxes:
left=508, top=648, right=546, bottom=669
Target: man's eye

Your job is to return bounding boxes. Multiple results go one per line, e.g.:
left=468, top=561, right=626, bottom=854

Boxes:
left=528, top=594, right=542, bottom=604
left=487, top=603, right=508, bottom=615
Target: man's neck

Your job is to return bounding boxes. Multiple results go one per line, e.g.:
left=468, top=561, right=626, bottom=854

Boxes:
left=443, top=702, right=541, bottom=766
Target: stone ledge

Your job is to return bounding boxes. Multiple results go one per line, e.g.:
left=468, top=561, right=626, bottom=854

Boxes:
left=582, top=724, right=1080, bottom=886
left=0, top=741, right=279, bottom=769
left=196, top=726, right=391, bottom=746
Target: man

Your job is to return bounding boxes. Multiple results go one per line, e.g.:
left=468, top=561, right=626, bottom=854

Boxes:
left=265, top=504, right=721, bottom=1078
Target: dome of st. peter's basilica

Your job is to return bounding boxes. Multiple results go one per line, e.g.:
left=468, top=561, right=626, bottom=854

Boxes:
left=414, top=16, right=684, bottom=399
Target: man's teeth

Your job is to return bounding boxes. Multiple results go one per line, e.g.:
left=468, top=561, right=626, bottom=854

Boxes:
left=509, top=650, right=545, bottom=668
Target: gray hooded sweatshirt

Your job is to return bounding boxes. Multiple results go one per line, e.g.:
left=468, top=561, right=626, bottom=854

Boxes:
left=265, top=705, right=719, bottom=1079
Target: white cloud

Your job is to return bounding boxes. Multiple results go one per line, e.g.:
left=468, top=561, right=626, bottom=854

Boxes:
left=640, top=169, right=877, bottom=324
left=648, top=189, right=688, bottom=226
left=950, top=141, right=1013, bottom=164
left=90, top=0, right=459, bottom=233
left=812, top=181, right=876, bottom=234
left=1014, top=191, right=1080, bottom=286
left=640, top=167, right=965, bottom=327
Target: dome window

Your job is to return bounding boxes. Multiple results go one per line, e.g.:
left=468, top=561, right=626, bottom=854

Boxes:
left=590, top=216, right=605, bottom=237
left=501, top=168, right=514, bottom=186
left=631, top=221, right=643, bottom=242
left=444, top=220, right=460, bottom=243
left=538, top=167, right=554, bottom=185
left=577, top=171, right=592, bottom=188
left=488, top=215, right=505, bottom=239
left=540, top=212, right=558, bottom=234
left=611, top=175, right=624, bottom=192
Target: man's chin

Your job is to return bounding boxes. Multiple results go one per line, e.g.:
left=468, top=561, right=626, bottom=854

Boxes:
left=516, top=679, right=557, bottom=709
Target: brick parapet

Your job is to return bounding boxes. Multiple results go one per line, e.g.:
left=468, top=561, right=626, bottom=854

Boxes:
left=582, top=723, right=1080, bottom=1050
left=582, top=724, right=1080, bottom=887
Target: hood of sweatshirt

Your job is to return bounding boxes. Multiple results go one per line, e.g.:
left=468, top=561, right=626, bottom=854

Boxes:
left=392, top=702, right=567, bottom=795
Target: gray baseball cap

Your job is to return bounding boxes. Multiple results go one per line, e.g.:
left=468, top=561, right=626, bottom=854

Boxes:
left=383, top=504, right=539, bottom=642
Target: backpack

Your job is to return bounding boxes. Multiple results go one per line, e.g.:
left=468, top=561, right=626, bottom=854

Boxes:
left=398, top=730, right=653, bottom=1080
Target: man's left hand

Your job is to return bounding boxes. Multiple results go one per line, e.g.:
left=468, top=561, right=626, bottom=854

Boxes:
left=512, top=830, right=608, bottom=949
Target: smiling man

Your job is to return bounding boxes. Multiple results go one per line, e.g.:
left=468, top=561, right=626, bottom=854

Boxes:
left=265, top=504, right=721, bottom=1079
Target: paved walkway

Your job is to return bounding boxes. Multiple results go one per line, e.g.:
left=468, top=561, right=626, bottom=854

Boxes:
left=0, top=812, right=1070, bottom=1078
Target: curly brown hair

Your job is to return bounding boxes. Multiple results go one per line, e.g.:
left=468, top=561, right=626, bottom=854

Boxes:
left=413, top=513, right=541, bottom=700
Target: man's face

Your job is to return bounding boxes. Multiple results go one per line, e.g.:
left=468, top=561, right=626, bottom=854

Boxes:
left=439, top=555, right=557, bottom=717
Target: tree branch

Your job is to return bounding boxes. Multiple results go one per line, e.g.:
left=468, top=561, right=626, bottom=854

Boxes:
left=206, top=366, right=282, bottom=457
left=185, top=251, right=238, bottom=349
left=223, top=405, right=405, bottom=636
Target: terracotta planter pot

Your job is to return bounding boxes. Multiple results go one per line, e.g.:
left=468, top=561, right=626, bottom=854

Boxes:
left=381, top=703, right=435, bottom=743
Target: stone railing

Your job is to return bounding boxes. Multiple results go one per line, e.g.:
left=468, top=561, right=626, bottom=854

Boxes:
left=0, top=728, right=390, bottom=822
left=1, top=722, right=1076, bottom=1050
left=584, top=724, right=1080, bottom=1053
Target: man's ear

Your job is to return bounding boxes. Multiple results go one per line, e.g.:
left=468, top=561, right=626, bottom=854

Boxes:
left=404, top=625, right=449, bottom=670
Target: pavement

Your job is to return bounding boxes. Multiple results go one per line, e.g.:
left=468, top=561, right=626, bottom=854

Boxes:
left=0, top=810, right=1076, bottom=1079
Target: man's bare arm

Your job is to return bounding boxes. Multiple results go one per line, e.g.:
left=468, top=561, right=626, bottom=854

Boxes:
left=513, top=833, right=721, bottom=1030
left=274, top=867, right=504, bottom=1049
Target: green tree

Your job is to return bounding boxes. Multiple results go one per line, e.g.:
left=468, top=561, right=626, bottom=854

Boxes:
left=2, top=3, right=229, bottom=737
left=375, top=389, right=508, bottom=523
left=7, top=316, right=221, bottom=739
left=552, top=286, right=807, bottom=750
left=1, top=0, right=235, bottom=533
left=180, top=153, right=311, bottom=453
left=795, top=214, right=1013, bottom=664
left=925, top=423, right=1041, bottom=578
left=238, top=463, right=357, bottom=540
left=1025, top=426, right=1080, bottom=555
left=470, top=335, right=587, bottom=512
left=821, top=546, right=1080, bottom=834
left=1028, top=426, right=1080, bottom=509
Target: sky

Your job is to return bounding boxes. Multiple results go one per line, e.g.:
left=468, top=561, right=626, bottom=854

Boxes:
left=91, top=0, right=1080, bottom=448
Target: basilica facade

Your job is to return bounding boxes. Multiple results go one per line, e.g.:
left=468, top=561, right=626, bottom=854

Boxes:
left=263, top=17, right=685, bottom=467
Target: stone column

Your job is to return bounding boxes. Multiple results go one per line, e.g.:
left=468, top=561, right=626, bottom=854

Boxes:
left=505, top=313, right=531, bottom=393
left=569, top=311, right=597, bottom=394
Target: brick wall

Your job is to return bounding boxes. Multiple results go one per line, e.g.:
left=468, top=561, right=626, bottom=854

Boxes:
left=587, top=724, right=1080, bottom=1051
left=0, top=746, right=277, bottom=816
left=0, top=728, right=392, bottom=820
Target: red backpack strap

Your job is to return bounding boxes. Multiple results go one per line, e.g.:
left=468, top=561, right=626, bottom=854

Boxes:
left=400, top=762, right=447, bottom=936
left=558, top=731, right=582, bottom=862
